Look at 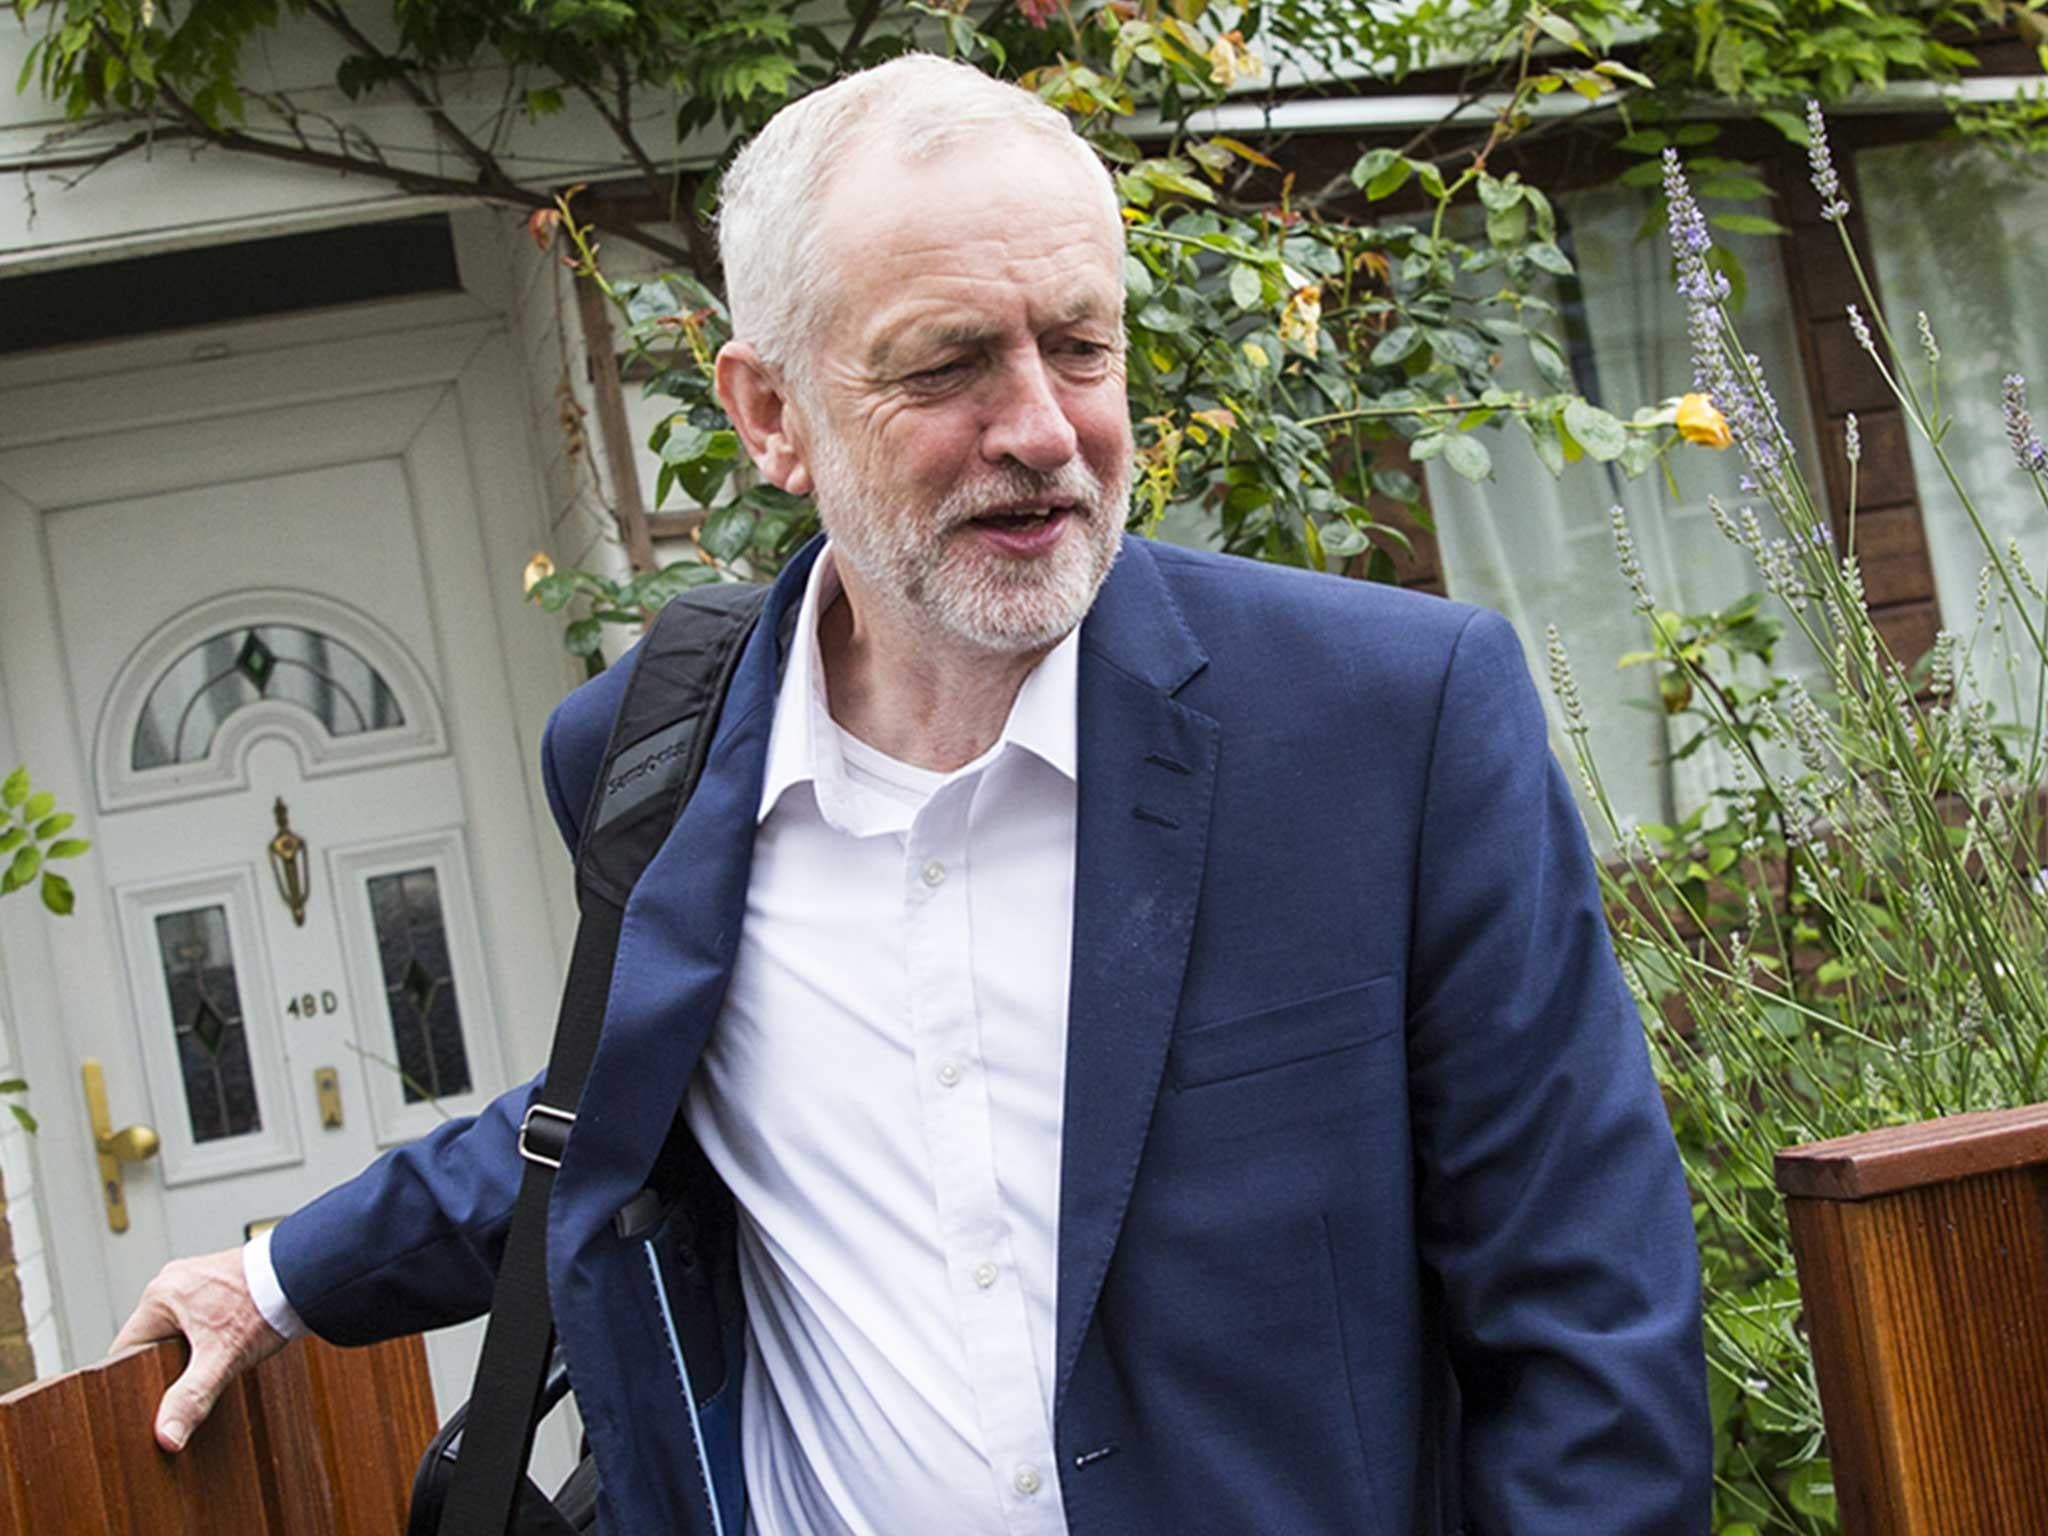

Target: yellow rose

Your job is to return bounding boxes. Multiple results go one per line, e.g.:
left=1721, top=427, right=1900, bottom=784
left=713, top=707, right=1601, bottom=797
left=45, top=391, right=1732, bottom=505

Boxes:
left=1677, top=393, right=1733, bottom=450
left=522, top=551, right=556, bottom=595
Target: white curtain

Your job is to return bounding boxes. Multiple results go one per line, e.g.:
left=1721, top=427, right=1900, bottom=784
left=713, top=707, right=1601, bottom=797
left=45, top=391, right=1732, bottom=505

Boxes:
left=1860, top=141, right=2048, bottom=730
left=1424, top=184, right=1825, bottom=840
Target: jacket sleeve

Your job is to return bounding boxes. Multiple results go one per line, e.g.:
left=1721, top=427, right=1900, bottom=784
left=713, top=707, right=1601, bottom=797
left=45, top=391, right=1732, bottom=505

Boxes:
left=268, top=652, right=638, bottom=1343
left=1405, top=608, right=1711, bottom=1533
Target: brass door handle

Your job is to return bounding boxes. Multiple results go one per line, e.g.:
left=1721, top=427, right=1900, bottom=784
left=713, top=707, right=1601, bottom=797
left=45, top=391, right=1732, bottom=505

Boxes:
left=82, top=1059, right=159, bottom=1233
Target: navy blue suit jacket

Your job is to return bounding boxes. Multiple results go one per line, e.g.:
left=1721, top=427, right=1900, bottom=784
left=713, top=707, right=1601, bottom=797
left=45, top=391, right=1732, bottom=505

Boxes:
left=272, top=535, right=1711, bottom=1534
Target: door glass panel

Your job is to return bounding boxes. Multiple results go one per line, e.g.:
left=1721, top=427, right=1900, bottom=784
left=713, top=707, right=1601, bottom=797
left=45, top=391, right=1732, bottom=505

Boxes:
left=155, top=906, right=263, bottom=1142
left=367, top=868, right=472, bottom=1103
left=132, top=624, right=406, bottom=769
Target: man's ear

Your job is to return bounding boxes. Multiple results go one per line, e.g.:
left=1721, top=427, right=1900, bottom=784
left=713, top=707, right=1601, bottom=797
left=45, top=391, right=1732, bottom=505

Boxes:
left=716, top=342, right=815, bottom=497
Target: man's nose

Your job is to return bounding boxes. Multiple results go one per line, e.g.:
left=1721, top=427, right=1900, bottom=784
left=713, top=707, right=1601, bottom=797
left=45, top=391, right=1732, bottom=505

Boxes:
left=980, top=356, right=1079, bottom=472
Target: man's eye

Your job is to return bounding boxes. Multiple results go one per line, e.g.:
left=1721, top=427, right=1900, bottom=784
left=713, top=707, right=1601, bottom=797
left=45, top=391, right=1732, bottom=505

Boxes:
left=907, top=359, right=969, bottom=387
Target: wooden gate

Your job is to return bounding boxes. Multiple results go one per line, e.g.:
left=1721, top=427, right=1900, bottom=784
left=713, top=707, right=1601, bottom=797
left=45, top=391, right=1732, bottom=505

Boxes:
left=0, top=1333, right=436, bottom=1535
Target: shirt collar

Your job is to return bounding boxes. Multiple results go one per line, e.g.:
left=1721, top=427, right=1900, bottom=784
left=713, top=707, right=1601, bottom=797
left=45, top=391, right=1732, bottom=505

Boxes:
left=755, top=543, right=1080, bottom=825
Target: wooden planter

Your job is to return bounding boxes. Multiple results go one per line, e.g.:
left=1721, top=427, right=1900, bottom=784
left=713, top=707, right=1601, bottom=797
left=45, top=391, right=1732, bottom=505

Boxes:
left=1777, top=1103, right=2048, bottom=1533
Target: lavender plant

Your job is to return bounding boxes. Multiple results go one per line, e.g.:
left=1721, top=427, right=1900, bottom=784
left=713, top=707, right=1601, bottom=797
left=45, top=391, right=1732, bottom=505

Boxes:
left=1551, top=110, right=2048, bottom=1533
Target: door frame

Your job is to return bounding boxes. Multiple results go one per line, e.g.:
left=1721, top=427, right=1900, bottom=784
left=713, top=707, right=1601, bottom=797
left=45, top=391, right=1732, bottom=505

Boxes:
left=0, top=210, right=586, bottom=1367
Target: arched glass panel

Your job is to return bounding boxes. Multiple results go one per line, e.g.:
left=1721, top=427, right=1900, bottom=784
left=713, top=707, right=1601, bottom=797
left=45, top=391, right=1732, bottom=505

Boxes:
left=131, top=625, right=406, bottom=769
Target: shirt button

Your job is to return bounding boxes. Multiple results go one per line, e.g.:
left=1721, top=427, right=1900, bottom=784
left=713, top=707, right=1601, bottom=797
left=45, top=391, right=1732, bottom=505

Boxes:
left=921, top=859, right=947, bottom=887
left=973, top=1261, right=998, bottom=1289
left=937, top=1060, right=962, bottom=1088
left=1013, top=1464, right=1042, bottom=1497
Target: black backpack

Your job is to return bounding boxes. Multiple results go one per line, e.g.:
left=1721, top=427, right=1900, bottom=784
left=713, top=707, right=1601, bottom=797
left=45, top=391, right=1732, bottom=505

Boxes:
left=408, top=579, right=771, bottom=1536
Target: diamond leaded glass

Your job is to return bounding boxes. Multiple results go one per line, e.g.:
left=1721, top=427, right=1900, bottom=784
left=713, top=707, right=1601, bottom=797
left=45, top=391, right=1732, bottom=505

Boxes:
left=155, top=906, right=262, bottom=1143
left=132, top=625, right=405, bottom=770
left=367, top=868, right=471, bottom=1104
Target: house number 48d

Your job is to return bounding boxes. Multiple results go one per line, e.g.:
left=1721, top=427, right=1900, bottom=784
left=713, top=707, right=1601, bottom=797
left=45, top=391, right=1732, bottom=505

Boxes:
left=287, top=991, right=340, bottom=1018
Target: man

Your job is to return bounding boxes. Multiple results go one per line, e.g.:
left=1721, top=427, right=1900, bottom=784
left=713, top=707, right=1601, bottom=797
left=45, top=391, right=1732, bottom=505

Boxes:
left=118, top=54, right=1710, bottom=1534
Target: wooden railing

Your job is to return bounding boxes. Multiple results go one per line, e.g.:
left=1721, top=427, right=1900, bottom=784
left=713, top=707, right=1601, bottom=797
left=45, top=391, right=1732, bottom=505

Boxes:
left=1777, top=1102, right=2048, bottom=1534
left=0, top=1332, right=437, bottom=1534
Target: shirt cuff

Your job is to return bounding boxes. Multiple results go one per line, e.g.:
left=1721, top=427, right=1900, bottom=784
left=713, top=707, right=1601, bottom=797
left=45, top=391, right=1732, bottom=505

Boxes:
left=243, top=1225, right=309, bottom=1342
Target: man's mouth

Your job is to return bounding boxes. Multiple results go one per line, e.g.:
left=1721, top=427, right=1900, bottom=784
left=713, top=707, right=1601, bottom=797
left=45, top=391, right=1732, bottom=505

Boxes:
left=970, top=502, right=1074, bottom=530
left=962, top=502, right=1076, bottom=556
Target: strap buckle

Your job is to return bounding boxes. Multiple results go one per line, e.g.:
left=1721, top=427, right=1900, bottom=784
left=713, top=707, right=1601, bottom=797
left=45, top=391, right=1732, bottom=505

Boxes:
left=517, top=1104, right=576, bottom=1170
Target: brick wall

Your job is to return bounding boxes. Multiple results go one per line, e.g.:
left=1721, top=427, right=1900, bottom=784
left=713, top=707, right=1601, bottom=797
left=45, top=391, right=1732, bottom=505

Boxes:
left=0, top=1067, right=54, bottom=1393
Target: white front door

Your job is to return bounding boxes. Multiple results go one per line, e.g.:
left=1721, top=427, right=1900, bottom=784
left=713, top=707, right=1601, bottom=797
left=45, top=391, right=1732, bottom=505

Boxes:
left=64, top=465, right=510, bottom=1261
left=0, top=303, right=586, bottom=1477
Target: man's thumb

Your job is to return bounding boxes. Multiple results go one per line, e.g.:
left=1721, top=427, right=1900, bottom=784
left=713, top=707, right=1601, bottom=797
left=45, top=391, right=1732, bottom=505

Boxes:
left=156, top=1354, right=225, bottom=1453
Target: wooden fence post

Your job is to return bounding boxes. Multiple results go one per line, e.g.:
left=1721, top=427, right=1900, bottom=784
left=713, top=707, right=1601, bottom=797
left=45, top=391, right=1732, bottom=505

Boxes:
left=1776, top=1102, right=2048, bottom=1533
left=0, top=1332, right=437, bottom=1535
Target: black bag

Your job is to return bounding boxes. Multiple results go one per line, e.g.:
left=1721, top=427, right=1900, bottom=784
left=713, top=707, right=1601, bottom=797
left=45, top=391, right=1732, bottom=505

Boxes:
left=409, top=579, right=771, bottom=1536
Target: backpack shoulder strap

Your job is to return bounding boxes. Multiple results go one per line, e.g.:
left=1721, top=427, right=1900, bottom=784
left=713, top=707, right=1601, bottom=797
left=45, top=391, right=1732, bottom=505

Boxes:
left=429, top=579, right=770, bottom=1536
left=576, top=579, right=773, bottom=904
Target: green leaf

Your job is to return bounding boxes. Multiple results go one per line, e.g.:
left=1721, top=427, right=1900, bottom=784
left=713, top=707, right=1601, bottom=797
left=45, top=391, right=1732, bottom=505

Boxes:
left=1319, top=519, right=1370, bottom=559
left=1533, top=12, right=1584, bottom=50
left=9, top=1103, right=35, bottom=1135
left=1351, top=148, right=1408, bottom=199
left=1759, top=107, right=1812, bottom=146
left=659, top=422, right=712, bottom=464
left=1485, top=201, right=1528, bottom=247
left=1697, top=174, right=1772, bottom=201
left=526, top=571, right=580, bottom=613
left=1673, top=122, right=1722, bottom=146
left=33, top=812, right=72, bottom=840
left=1615, top=129, right=1670, bottom=154
left=1618, top=159, right=1668, bottom=189
left=45, top=838, right=90, bottom=859
left=0, top=1079, right=24, bottom=1094
left=1476, top=173, right=1524, bottom=213
left=1786, top=1461, right=1836, bottom=1521
left=1371, top=468, right=1420, bottom=502
left=1429, top=327, right=1493, bottom=371
left=1564, top=398, right=1629, bottom=461
left=563, top=617, right=605, bottom=658
left=1525, top=242, right=1574, bottom=276
left=1229, top=263, right=1264, bottom=312
left=0, top=828, right=22, bottom=856
left=1710, top=212, right=1792, bottom=237
left=1408, top=432, right=1450, bottom=463
left=21, top=791, right=52, bottom=822
left=1592, top=59, right=1655, bottom=89
left=1371, top=324, right=1422, bottom=366
left=39, top=871, right=73, bottom=916
left=1, top=767, right=25, bottom=809
left=1528, top=329, right=1574, bottom=392
left=699, top=504, right=758, bottom=563
left=1443, top=433, right=1493, bottom=482
left=1135, top=301, right=1194, bottom=335
left=1526, top=412, right=1566, bottom=476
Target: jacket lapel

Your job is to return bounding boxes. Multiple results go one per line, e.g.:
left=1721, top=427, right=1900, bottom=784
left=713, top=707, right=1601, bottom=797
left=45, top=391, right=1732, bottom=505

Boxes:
left=1054, top=538, right=1218, bottom=1417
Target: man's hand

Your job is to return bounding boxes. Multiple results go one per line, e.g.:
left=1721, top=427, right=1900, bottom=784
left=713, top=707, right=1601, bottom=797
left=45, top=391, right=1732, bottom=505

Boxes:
left=110, top=1248, right=287, bottom=1453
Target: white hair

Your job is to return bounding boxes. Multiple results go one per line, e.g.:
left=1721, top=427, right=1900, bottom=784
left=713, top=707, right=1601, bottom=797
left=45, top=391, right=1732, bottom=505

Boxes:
left=716, top=53, right=1120, bottom=379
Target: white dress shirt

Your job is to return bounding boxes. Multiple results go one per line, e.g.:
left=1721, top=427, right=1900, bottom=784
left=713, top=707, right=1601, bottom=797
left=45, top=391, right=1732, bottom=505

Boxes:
left=246, top=546, right=1077, bottom=1536
left=696, top=548, right=1076, bottom=1535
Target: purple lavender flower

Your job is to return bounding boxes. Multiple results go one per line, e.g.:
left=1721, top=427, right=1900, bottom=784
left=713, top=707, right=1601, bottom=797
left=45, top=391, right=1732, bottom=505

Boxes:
left=1805, top=100, right=1849, bottom=222
left=1846, top=304, right=1874, bottom=354
left=1844, top=412, right=1861, bottom=465
left=2004, top=373, right=2048, bottom=474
